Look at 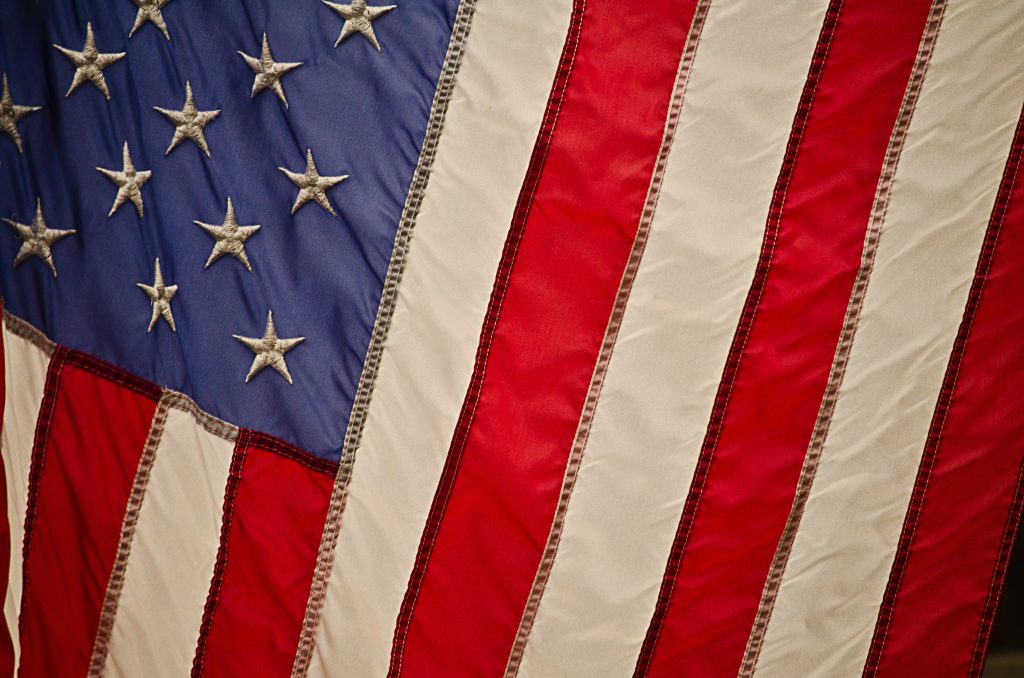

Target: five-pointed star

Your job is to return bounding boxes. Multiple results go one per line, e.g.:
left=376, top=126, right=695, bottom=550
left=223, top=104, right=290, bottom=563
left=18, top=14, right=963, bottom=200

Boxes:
left=97, top=141, right=152, bottom=217
left=154, top=81, right=221, bottom=157
left=239, top=33, right=303, bottom=109
left=0, top=73, right=41, bottom=154
left=137, top=257, right=178, bottom=332
left=279, top=149, right=349, bottom=216
left=53, top=22, right=126, bottom=100
left=129, top=0, right=174, bottom=40
left=194, top=197, right=261, bottom=271
left=3, top=199, right=76, bottom=277
left=233, top=310, right=305, bottom=384
left=322, top=0, right=397, bottom=51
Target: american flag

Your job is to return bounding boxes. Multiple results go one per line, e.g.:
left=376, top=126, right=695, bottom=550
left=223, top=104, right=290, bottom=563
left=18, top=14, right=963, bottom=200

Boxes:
left=1, top=0, right=1023, bottom=676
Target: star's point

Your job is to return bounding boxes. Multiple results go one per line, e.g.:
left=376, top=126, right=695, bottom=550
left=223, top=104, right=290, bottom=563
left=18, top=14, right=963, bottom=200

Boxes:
left=3, top=199, right=76, bottom=277
left=194, top=197, right=261, bottom=271
left=154, top=81, right=221, bottom=157
left=322, top=0, right=397, bottom=52
left=129, top=0, right=173, bottom=40
left=53, top=22, right=126, bottom=100
left=137, top=257, right=178, bottom=332
left=239, top=33, right=303, bottom=109
left=233, top=310, right=305, bottom=384
left=97, top=141, right=152, bottom=217
left=279, top=148, right=348, bottom=217
left=0, top=73, right=42, bottom=154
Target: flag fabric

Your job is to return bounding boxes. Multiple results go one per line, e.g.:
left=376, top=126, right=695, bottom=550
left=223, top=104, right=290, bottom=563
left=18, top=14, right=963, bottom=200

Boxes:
left=1, top=1, right=1023, bottom=676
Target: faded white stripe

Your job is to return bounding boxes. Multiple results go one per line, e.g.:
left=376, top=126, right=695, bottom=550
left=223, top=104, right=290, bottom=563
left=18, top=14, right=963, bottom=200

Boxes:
left=1, top=322, right=49, bottom=672
left=515, top=0, right=830, bottom=675
left=103, top=405, right=234, bottom=678
left=306, top=1, right=573, bottom=675
left=753, top=1, right=1024, bottom=675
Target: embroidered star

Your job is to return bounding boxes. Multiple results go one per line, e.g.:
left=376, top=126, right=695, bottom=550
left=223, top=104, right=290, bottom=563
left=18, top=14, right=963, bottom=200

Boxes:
left=239, top=33, right=303, bottom=109
left=53, top=22, right=126, bottom=100
left=129, top=0, right=173, bottom=40
left=233, top=311, right=305, bottom=384
left=96, top=142, right=152, bottom=218
left=0, top=74, right=41, bottom=154
left=154, top=81, right=221, bottom=157
left=322, top=0, right=397, bottom=51
left=137, top=257, right=177, bottom=332
left=194, top=197, right=261, bottom=271
left=279, top=149, right=349, bottom=217
left=3, top=199, right=76, bottom=277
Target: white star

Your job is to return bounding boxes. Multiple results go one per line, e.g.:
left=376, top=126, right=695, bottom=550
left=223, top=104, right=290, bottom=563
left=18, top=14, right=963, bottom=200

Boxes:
left=53, top=22, right=126, bottom=100
left=97, top=141, right=152, bottom=217
left=137, top=257, right=178, bottom=332
left=279, top=149, right=349, bottom=217
left=194, top=197, right=261, bottom=271
left=129, top=0, right=173, bottom=40
left=239, top=33, right=303, bottom=109
left=3, top=199, right=76, bottom=277
left=0, top=73, right=41, bottom=154
left=233, top=310, right=305, bottom=384
left=154, top=81, right=221, bottom=157
left=322, top=0, right=397, bottom=51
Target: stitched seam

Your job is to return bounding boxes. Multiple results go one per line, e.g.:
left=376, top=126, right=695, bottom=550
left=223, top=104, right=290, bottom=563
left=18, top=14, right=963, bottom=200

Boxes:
left=862, top=101, right=1024, bottom=677
left=290, top=4, right=480, bottom=673
left=2, top=310, right=55, bottom=358
left=629, top=1, right=844, bottom=672
left=386, top=3, right=586, bottom=675
left=190, top=433, right=249, bottom=678
left=87, top=395, right=171, bottom=677
left=244, top=429, right=338, bottom=476
left=739, top=2, right=948, bottom=673
left=501, top=3, right=711, bottom=675
left=163, top=391, right=240, bottom=443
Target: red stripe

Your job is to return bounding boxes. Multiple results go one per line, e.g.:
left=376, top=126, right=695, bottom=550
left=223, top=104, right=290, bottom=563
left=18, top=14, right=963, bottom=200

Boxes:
left=0, top=308, right=12, bottom=678
left=192, top=431, right=333, bottom=678
left=634, top=1, right=933, bottom=674
left=387, top=0, right=698, bottom=674
left=17, top=353, right=157, bottom=677
left=864, top=104, right=1024, bottom=678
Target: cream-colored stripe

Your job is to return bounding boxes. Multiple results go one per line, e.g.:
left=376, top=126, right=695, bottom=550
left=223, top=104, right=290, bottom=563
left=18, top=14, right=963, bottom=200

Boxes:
left=303, top=1, right=573, bottom=675
left=513, top=1, right=831, bottom=675
left=750, top=1, right=1024, bottom=675
left=1, top=316, right=51, bottom=672
left=102, top=403, right=235, bottom=678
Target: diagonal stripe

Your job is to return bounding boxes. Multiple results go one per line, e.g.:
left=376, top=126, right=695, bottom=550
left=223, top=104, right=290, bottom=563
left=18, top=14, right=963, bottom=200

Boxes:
left=503, top=1, right=712, bottom=674
left=0, top=312, right=50, bottom=675
left=862, top=104, right=1024, bottom=677
left=300, top=1, right=573, bottom=675
left=387, top=0, right=729, bottom=673
left=634, top=1, right=934, bottom=674
left=98, top=397, right=236, bottom=678
left=745, top=0, right=1024, bottom=674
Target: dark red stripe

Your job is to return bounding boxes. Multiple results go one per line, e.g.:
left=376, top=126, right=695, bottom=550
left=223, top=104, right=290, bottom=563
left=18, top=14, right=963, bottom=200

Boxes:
left=865, top=103, right=1024, bottom=678
left=17, top=357, right=157, bottom=677
left=191, top=430, right=333, bottom=677
left=386, top=0, right=698, bottom=675
left=634, top=1, right=934, bottom=674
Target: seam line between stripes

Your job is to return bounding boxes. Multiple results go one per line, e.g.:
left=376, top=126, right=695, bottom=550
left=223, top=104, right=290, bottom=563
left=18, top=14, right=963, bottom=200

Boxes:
left=2, top=310, right=54, bottom=358
left=737, top=2, right=949, bottom=673
left=861, top=101, right=1024, bottom=677
left=499, top=3, right=712, bottom=675
left=288, top=4, right=480, bottom=673
left=87, top=394, right=172, bottom=677
left=385, top=2, right=586, bottom=675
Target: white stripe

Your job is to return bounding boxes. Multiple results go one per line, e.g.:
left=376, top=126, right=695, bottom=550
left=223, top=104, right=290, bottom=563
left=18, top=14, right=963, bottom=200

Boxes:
left=103, top=404, right=234, bottom=678
left=1, top=323, right=49, bottom=672
left=515, top=1, right=830, bottom=675
left=753, top=2, right=1024, bottom=675
left=306, top=1, right=573, bottom=675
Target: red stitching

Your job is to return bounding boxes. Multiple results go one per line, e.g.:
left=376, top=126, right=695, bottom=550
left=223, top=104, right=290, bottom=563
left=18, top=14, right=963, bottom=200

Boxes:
left=62, top=348, right=163, bottom=401
left=862, top=101, right=1024, bottom=677
left=242, top=429, right=339, bottom=476
left=191, top=433, right=249, bottom=678
left=632, top=2, right=845, bottom=673
left=386, top=3, right=587, bottom=675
